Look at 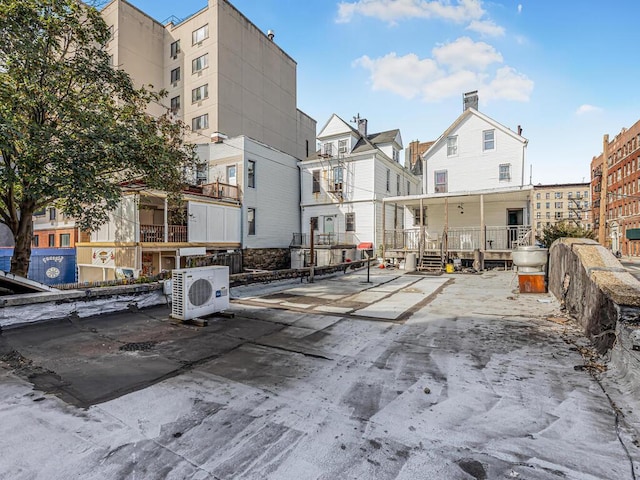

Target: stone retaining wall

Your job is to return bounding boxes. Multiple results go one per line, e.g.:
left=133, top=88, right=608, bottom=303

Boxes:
left=548, top=238, right=640, bottom=352
left=242, top=248, right=291, bottom=271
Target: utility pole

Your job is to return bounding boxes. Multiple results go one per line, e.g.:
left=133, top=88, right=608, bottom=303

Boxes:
left=598, top=134, right=609, bottom=246
left=309, top=218, right=315, bottom=283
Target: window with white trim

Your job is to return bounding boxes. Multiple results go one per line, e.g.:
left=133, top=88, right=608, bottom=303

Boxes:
left=434, top=170, right=447, bottom=193
left=447, top=136, right=457, bottom=156
left=483, top=129, right=495, bottom=151
left=499, top=164, right=511, bottom=181
left=338, top=139, right=348, bottom=154
left=345, top=212, right=355, bottom=232
left=247, top=160, right=255, bottom=188
left=312, top=171, right=320, bottom=193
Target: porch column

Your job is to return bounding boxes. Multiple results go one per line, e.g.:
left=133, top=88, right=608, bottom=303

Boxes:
left=444, top=197, right=449, bottom=255
left=163, top=197, right=169, bottom=243
left=480, top=194, right=485, bottom=250
left=419, top=197, right=424, bottom=258
left=381, top=201, right=386, bottom=261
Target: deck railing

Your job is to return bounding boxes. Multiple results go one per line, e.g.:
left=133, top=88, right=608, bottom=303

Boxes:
left=384, top=225, right=531, bottom=252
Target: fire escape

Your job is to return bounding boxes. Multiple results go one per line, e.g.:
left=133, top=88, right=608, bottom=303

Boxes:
left=567, top=193, right=585, bottom=227
left=319, top=143, right=346, bottom=202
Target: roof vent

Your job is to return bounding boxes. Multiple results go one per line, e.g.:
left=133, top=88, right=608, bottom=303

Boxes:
left=267, top=30, right=275, bottom=41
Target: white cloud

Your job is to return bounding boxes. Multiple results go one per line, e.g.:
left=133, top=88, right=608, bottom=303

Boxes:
left=354, top=39, right=534, bottom=103
left=353, top=53, right=442, bottom=98
left=517, top=4, right=523, bottom=14
left=576, top=104, right=602, bottom=115
left=466, top=19, right=505, bottom=37
left=483, top=66, right=534, bottom=102
left=433, top=36, right=503, bottom=71
left=336, top=0, right=486, bottom=25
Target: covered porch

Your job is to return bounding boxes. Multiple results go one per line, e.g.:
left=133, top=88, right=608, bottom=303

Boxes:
left=382, top=186, right=534, bottom=270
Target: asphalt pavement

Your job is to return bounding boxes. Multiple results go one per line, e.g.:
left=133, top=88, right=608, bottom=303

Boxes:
left=0, top=268, right=638, bottom=479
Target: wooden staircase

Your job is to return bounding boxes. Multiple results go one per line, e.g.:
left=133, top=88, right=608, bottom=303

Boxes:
left=418, top=253, right=443, bottom=272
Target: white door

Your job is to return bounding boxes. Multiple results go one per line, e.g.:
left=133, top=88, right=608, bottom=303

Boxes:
left=227, top=165, right=237, bottom=186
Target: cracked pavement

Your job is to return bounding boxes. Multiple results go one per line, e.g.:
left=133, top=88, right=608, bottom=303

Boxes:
left=0, top=269, right=638, bottom=479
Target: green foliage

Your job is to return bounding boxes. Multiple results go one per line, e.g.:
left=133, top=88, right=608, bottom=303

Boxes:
left=538, top=221, right=595, bottom=248
left=0, top=0, right=196, bottom=274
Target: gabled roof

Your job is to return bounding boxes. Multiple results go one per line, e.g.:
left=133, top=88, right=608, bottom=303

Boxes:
left=422, top=108, right=527, bottom=159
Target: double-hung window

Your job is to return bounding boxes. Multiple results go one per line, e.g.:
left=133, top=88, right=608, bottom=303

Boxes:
left=192, top=84, right=208, bottom=103
left=247, top=160, right=255, bottom=188
left=312, top=171, right=320, bottom=193
left=333, top=166, right=343, bottom=192
left=434, top=170, right=447, bottom=193
left=446, top=136, right=457, bottom=156
left=499, top=164, right=511, bottom=181
left=192, top=25, right=209, bottom=45
left=192, top=53, right=208, bottom=73
left=170, top=96, right=180, bottom=113
left=345, top=213, right=355, bottom=232
left=170, top=67, right=180, bottom=83
left=170, top=40, right=180, bottom=58
left=192, top=114, right=208, bottom=131
left=247, top=208, right=256, bottom=235
left=483, top=129, right=495, bottom=151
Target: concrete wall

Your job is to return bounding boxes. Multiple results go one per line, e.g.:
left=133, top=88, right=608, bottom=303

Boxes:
left=548, top=238, right=640, bottom=352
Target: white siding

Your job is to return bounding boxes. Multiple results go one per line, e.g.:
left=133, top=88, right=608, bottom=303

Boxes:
left=188, top=201, right=240, bottom=243
left=425, top=113, right=526, bottom=194
left=93, top=195, right=137, bottom=243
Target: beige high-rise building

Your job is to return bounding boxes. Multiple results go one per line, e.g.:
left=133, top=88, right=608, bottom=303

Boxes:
left=532, top=183, right=591, bottom=240
left=101, top=0, right=316, bottom=161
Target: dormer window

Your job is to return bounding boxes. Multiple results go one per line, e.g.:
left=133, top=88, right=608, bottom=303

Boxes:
left=392, top=148, right=399, bottom=162
left=338, top=139, right=348, bottom=154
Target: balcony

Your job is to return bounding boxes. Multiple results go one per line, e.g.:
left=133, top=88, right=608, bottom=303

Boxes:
left=201, top=181, right=240, bottom=202
left=140, top=224, right=187, bottom=243
left=290, top=232, right=358, bottom=248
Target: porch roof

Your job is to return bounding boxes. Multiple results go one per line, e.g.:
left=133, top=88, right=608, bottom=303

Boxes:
left=383, top=185, right=533, bottom=207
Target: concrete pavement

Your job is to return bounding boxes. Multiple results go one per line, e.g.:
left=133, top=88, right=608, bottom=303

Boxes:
left=0, top=268, right=638, bottom=479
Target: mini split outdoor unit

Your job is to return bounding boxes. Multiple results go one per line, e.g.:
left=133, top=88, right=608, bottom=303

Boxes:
left=171, top=266, right=229, bottom=321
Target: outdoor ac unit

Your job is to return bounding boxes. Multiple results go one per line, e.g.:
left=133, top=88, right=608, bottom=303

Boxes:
left=171, top=266, right=229, bottom=321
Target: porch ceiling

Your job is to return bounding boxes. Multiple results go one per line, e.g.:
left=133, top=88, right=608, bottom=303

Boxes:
left=384, top=186, right=533, bottom=207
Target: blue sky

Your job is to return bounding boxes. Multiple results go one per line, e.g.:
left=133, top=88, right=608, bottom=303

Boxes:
left=128, top=0, right=640, bottom=185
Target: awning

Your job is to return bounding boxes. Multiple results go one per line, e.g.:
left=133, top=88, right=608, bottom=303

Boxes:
left=627, top=228, right=640, bottom=240
left=357, top=242, right=374, bottom=250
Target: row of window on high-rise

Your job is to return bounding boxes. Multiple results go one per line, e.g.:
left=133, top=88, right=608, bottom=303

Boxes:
left=535, top=191, right=589, bottom=200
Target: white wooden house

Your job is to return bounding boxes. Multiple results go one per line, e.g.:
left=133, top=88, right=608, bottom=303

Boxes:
left=383, top=103, right=533, bottom=270
left=76, top=187, right=241, bottom=282
left=294, top=114, right=421, bottom=267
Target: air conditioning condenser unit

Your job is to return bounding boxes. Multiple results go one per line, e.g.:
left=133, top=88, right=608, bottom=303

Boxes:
left=171, top=266, right=229, bottom=321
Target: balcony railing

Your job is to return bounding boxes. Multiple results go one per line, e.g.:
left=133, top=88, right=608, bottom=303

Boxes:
left=201, top=181, right=240, bottom=201
left=140, top=224, right=187, bottom=242
left=290, top=232, right=358, bottom=247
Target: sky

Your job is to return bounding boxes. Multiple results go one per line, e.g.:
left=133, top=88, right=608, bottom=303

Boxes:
left=127, top=0, right=640, bottom=185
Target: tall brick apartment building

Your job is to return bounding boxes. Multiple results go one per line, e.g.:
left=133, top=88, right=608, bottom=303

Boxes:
left=591, top=118, right=640, bottom=256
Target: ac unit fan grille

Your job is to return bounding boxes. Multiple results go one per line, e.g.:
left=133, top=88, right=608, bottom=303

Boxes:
left=189, top=278, right=213, bottom=306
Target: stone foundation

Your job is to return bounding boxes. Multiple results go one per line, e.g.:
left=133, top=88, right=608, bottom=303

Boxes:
left=243, top=248, right=290, bottom=271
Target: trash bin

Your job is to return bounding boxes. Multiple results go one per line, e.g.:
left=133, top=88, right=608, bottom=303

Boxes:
left=445, top=263, right=454, bottom=273
left=405, top=253, right=416, bottom=272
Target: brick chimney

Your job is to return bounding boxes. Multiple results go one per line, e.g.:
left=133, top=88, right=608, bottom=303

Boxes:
left=211, top=132, right=227, bottom=143
left=358, top=118, right=368, bottom=137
